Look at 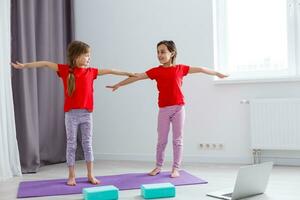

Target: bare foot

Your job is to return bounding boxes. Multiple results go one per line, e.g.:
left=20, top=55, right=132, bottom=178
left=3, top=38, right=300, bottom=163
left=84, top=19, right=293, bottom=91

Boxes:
left=67, top=177, right=76, bottom=186
left=170, top=169, right=180, bottom=178
left=88, top=176, right=100, bottom=185
left=148, top=167, right=161, bottom=176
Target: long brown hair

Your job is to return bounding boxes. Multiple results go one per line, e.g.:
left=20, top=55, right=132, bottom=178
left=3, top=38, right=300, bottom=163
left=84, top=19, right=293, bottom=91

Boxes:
left=157, top=40, right=177, bottom=64
left=66, top=41, right=90, bottom=96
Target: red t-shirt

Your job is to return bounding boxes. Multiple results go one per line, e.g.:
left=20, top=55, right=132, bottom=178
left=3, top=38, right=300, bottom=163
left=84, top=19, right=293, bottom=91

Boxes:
left=57, top=64, right=99, bottom=112
left=146, top=64, right=190, bottom=108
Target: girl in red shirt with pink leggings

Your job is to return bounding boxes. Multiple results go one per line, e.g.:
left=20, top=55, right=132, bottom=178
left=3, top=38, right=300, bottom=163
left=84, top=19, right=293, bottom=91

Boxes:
left=107, top=40, right=228, bottom=178
left=11, top=40, right=135, bottom=186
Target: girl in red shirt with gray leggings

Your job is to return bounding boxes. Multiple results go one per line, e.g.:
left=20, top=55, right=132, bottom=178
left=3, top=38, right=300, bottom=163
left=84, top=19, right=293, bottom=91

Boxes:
left=11, top=40, right=135, bottom=186
left=107, top=40, right=228, bottom=178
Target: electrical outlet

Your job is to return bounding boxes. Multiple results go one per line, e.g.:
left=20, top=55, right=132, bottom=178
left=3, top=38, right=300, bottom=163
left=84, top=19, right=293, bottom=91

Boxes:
left=199, top=143, right=224, bottom=150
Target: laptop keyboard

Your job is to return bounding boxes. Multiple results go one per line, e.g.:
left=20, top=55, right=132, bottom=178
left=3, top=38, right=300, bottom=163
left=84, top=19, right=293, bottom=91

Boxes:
left=223, top=193, right=233, bottom=197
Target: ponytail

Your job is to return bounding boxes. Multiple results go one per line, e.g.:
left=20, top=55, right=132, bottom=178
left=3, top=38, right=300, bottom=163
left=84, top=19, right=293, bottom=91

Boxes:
left=67, top=67, right=75, bottom=96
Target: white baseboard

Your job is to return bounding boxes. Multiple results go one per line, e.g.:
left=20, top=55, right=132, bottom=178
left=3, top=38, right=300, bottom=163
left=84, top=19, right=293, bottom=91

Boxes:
left=259, top=156, right=300, bottom=166
left=94, top=153, right=253, bottom=164
left=94, top=153, right=154, bottom=162
left=94, top=153, right=300, bottom=166
left=253, top=150, right=300, bottom=166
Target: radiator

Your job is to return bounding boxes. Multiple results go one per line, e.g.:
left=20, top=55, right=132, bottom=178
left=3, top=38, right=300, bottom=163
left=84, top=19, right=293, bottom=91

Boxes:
left=250, top=98, right=300, bottom=150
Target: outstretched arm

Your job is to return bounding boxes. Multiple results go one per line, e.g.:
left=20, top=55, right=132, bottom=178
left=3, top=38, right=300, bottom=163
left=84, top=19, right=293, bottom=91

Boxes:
left=106, top=73, right=149, bottom=91
left=98, top=69, right=136, bottom=77
left=189, top=66, right=228, bottom=78
left=11, top=61, right=58, bottom=71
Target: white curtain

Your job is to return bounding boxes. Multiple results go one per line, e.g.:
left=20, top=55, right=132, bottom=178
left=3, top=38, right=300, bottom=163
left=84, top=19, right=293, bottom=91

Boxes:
left=0, top=0, right=22, bottom=181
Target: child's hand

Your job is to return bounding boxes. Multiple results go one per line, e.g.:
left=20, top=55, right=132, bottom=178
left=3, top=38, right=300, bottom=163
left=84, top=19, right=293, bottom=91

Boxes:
left=11, top=61, right=25, bottom=69
left=106, top=84, right=120, bottom=92
left=216, top=72, right=229, bottom=79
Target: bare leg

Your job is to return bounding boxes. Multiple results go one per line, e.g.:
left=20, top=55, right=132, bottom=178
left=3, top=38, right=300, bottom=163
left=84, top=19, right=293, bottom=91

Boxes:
left=67, top=166, right=76, bottom=186
left=170, top=168, right=180, bottom=178
left=148, top=167, right=161, bottom=176
left=86, top=161, right=100, bottom=184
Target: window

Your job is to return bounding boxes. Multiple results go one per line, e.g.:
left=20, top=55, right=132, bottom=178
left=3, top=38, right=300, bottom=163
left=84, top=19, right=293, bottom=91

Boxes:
left=213, top=0, right=300, bottom=82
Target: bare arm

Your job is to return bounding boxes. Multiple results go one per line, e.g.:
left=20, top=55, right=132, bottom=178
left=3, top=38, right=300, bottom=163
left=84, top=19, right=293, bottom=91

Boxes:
left=106, top=73, right=149, bottom=91
left=188, top=66, right=228, bottom=78
left=98, top=69, right=136, bottom=77
left=11, top=61, right=58, bottom=71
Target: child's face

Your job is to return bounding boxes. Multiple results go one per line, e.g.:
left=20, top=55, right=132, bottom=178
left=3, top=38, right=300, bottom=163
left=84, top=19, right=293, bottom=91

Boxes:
left=157, top=44, right=173, bottom=65
left=76, top=51, right=91, bottom=67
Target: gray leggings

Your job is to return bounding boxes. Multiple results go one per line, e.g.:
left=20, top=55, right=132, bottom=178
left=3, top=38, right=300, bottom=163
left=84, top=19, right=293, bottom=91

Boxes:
left=65, top=109, right=94, bottom=166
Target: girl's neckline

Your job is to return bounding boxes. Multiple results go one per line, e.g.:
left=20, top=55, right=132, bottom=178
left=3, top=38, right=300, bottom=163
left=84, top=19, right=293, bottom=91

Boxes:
left=71, top=66, right=87, bottom=69
left=160, top=65, right=177, bottom=68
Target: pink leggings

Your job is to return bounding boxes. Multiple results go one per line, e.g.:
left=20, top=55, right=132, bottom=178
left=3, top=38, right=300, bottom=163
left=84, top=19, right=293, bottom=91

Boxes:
left=156, top=105, right=185, bottom=169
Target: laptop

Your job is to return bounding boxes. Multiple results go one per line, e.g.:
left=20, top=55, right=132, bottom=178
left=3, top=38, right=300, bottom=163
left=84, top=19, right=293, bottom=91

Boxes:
left=206, top=162, right=273, bottom=200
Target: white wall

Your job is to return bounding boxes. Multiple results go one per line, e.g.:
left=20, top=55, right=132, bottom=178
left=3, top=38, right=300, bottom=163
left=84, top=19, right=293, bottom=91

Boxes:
left=74, top=0, right=300, bottom=165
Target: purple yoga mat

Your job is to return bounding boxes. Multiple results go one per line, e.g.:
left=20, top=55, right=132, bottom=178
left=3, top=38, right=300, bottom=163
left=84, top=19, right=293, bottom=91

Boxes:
left=17, top=170, right=207, bottom=198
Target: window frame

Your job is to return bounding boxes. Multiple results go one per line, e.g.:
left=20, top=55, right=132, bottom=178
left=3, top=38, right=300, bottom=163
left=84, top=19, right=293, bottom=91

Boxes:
left=213, top=0, right=300, bottom=84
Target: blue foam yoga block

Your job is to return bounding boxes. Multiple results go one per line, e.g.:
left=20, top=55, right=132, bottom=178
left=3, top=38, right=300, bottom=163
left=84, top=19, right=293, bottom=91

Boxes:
left=141, top=182, right=176, bottom=199
left=83, top=185, right=119, bottom=200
